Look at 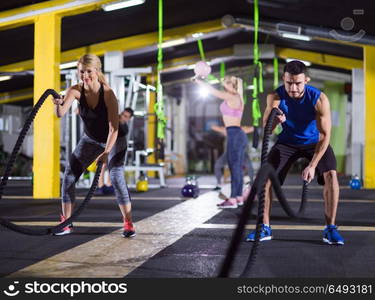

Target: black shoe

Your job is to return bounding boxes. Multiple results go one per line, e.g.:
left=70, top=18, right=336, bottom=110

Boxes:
left=212, top=186, right=221, bottom=191
left=122, top=230, right=136, bottom=238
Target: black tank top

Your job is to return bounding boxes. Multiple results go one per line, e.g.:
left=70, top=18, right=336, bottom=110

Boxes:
left=79, top=84, right=125, bottom=143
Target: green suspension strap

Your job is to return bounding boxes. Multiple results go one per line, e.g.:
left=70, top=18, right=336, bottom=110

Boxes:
left=196, top=38, right=219, bottom=82
left=220, top=61, right=225, bottom=81
left=251, top=0, right=262, bottom=148
left=155, top=0, right=167, bottom=140
left=273, top=57, right=279, bottom=90
left=197, top=39, right=206, bottom=61
left=273, top=57, right=282, bottom=135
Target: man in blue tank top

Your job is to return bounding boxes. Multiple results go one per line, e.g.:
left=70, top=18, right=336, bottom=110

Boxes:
left=246, top=60, right=344, bottom=245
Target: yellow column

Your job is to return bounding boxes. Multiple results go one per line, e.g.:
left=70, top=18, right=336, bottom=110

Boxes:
left=33, top=13, right=61, bottom=198
left=364, top=45, right=375, bottom=188
left=147, top=89, right=157, bottom=177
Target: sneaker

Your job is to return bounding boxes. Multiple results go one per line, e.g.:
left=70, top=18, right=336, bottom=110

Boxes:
left=103, top=185, right=115, bottom=195
left=122, top=220, right=136, bottom=238
left=246, top=224, right=272, bottom=242
left=217, top=198, right=238, bottom=209
left=323, top=225, right=344, bottom=245
left=53, top=215, right=73, bottom=236
left=212, top=186, right=221, bottom=191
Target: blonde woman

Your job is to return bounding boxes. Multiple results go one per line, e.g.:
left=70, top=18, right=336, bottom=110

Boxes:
left=194, top=76, right=248, bottom=208
left=52, top=54, right=135, bottom=238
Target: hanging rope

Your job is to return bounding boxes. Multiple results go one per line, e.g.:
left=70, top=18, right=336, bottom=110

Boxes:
left=155, top=0, right=167, bottom=140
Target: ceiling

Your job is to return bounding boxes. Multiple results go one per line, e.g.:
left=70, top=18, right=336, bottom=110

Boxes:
left=0, top=0, right=374, bottom=104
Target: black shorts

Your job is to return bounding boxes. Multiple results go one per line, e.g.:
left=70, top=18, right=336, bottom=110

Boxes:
left=268, top=143, right=337, bottom=185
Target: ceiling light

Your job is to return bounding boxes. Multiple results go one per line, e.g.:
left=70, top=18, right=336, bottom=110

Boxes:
left=198, top=86, right=209, bottom=98
left=192, top=32, right=204, bottom=38
left=59, top=61, right=77, bottom=69
left=0, top=76, right=12, bottom=82
left=281, top=33, right=311, bottom=41
left=286, top=58, right=312, bottom=66
left=102, top=0, right=145, bottom=12
left=161, top=38, right=186, bottom=48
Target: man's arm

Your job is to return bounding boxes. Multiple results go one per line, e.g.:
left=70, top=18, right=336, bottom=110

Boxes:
left=302, top=92, right=331, bottom=182
left=310, top=92, right=331, bottom=168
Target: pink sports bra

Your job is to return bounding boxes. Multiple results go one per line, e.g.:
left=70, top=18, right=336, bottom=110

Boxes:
left=220, top=101, right=243, bottom=118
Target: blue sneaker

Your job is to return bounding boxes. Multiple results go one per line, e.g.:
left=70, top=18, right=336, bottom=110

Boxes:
left=246, top=224, right=272, bottom=242
left=323, top=225, right=345, bottom=245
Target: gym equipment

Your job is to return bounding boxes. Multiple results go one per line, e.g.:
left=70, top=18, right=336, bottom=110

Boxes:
left=125, top=149, right=166, bottom=188
left=349, top=174, right=361, bottom=190
left=194, top=61, right=211, bottom=78
left=0, top=89, right=103, bottom=235
left=219, top=107, right=309, bottom=277
left=87, top=161, right=97, bottom=173
left=181, top=176, right=200, bottom=198
left=136, top=173, right=149, bottom=192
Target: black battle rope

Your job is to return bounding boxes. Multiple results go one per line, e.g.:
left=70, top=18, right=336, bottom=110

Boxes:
left=219, top=108, right=309, bottom=277
left=0, top=89, right=103, bottom=235
left=262, top=108, right=309, bottom=218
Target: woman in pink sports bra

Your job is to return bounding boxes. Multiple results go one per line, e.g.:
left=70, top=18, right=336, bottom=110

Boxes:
left=194, top=76, right=248, bottom=208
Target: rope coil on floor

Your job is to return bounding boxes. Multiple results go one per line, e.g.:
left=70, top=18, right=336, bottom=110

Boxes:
left=219, top=107, right=309, bottom=277
left=0, top=89, right=102, bottom=235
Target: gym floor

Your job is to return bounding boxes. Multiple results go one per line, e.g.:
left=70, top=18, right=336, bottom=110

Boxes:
left=0, top=175, right=374, bottom=278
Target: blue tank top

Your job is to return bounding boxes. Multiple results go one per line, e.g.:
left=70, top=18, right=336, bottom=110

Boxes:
left=276, top=85, right=321, bottom=145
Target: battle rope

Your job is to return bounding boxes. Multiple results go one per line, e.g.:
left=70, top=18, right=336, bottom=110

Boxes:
left=218, top=107, right=309, bottom=277
left=0, top=89, right=103, bottom=235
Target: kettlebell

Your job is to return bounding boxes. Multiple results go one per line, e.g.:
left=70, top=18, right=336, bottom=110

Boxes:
left=349, top=174, right=361, bottom=190
left=181, top=176, right=200, bottom=198
left=136, top=174, right=149, bottom=192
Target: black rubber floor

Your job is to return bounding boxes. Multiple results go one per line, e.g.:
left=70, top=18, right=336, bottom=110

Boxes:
left=1, top=175, right=374, bottom=278
left=127, top=228, right=375, bottom=278
left=127, top=181, right=375, bottom=278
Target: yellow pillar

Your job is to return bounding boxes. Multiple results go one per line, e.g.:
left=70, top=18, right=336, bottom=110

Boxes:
left=364, top=45, right=375, bottom=188
left=147, top=89, right=157, bottom=177
left=33, top=13, right=61, bottom=198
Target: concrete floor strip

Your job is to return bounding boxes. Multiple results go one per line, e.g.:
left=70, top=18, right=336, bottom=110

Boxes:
left=8, top=190, right=225, bottom=278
